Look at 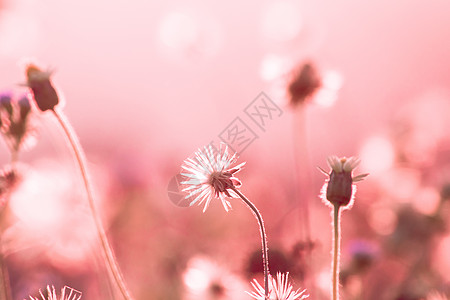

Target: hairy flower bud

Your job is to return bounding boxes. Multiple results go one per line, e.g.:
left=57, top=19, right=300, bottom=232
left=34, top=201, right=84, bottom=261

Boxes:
left=327, top=169, right=354, bottom=206
left=0, top=94, right=13, bottom=116
left=320, top=156, right=368, bottom=208
left=26, top=64, right=59, bottom=111
left=18, top=95, right=31, bottom=121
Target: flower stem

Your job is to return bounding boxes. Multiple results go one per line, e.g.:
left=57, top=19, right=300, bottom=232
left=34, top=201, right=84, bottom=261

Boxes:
left=231, top=187, right=269, bottom=300
left=332, top=204, right=341, bottom=300
left=0, top=254, right=11, bottom=300
left=52, top=108, right=133, bottom=300
left=0, top=152, right=18, bottom=300
left=292, top=104, right=312, bottom=242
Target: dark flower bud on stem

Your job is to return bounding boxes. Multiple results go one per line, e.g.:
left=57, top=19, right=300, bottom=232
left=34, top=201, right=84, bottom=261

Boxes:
left=320, top=156, right=368, bottom=209
left=327, top=170, right=354, bottom=207
left=0, top=93, right=36, bottom=158
left=26, top=64, right=59, bottom=111
left=0, top=94, right=13, bottom=116
left=288, top=62, right=322, bottom=107
left=18, top=96, right=31, bottom=121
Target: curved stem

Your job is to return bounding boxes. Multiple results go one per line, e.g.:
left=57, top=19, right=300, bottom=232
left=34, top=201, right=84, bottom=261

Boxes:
left=52, top=109, right=133, bottom=300
left=332, top=204, right=341, bottom=300
left=231, top=187, right=269, bottom=300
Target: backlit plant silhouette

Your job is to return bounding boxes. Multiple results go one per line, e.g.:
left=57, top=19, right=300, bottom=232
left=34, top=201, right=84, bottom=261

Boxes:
left=24, top=64, right=133, bottom=300
left=181, top=143, right=271, bottom=299
left=319, top=156, right=368, bottom=300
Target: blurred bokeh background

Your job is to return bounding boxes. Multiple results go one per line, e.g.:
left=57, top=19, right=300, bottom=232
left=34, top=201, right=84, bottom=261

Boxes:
left=1, top=0, right=450, bottom=299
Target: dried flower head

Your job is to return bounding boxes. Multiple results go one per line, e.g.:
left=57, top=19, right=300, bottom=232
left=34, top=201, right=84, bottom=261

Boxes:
left=0, top=93, right=36, bottom=154
left=288, top=62, right=321, bottom=107
left=181, top=143, right=245, bottom=212
left=28, top=285, right=82, bottom=300
left=25, top=64, right=59, bottom=111
left=248, top=272, right=308, bottom=300
left=319, top=156, right=368, bottom=208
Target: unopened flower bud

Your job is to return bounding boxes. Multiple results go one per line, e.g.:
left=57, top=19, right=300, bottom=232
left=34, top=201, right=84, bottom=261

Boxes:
left=320, top=156, right=368, bottom=208
left=18, top=95, right=31, bottom=121
left=0, top=94, right=13, bottom=116
left=327, top=169, right=353, bottom=206
left=26, top=64, right=59, bottom=111
left=0, top=92, right=37, bottom=154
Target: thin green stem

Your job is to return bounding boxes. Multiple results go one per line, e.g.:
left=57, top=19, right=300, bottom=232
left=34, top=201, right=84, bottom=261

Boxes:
left=231, top=187, right=269, bottom=300
left=332, top=204, right=341, bottom=300
left=52, top=108, right=133, bottom=300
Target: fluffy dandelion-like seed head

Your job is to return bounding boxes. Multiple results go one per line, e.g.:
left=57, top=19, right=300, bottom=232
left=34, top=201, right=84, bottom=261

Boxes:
left=28, top=285, right=82, bottom=300
left=319, top=156, right=368, bottom=208
left=248, top=272, right=308, bottom=300
left=181, top=143, right=245, bottom=212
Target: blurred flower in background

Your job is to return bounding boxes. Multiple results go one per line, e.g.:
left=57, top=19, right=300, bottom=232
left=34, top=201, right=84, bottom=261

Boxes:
left=182, top=255, right=247, bottom=300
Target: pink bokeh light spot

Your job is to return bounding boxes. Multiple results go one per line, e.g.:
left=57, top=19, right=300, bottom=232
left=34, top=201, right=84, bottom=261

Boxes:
left=158, top=10, right=222, bottom=59
left=433, top=235, right=450, bottom=281
left=368, top=205, right=397, bottom=235
left=9, top=163, right=71, bottom=230
left=359, top=136, right=395, bottom=175
left=313, top=70, right=343, bottom=107
left=260, top=1, right=303, bottom=42
left=0, top=5, right=40, bottom=58
left=411, top=187, right=440, bottom=216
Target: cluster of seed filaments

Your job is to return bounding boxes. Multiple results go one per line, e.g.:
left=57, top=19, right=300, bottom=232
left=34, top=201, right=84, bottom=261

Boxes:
left=208, top=171, right=235, bottom=197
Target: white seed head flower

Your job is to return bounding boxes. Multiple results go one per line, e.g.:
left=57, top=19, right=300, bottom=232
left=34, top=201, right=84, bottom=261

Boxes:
left=319, top=156, right=368, bottom=208
left=181, top=143, right=245, bottom=212
left=247, top=272, right=308, bottom=300
left=28, top=285, right=82, bottom=300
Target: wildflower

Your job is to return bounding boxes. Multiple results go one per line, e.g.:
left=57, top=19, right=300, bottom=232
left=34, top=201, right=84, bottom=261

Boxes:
left=248, top=272, right=308, bottom=300
left=319, top=156, right=368, bottom=300
left=182, top=255, right=247, bottom=299
left=25, top=64, right=59, bottom=111
left=181, top=143, right=245, bottom=212
left=288, top=62, right=321, bottom=107
left=0, top=93, right=36, bottom=155
left=21, top=63, right=133, bottom=300
left=28, top=285, right=82, bottom=300
left=319, top=156, right=368, bottom=208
